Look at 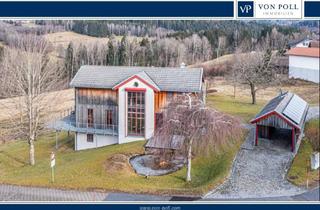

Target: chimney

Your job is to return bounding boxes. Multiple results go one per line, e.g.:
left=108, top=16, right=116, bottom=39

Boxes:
left=180, top=62, right=186, bottom=68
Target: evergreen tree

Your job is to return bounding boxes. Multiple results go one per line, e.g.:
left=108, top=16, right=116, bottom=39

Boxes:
left=78, top=44, right=88, bottom=66
left=64, top=42, right=74, bottom=81
left=106, top=37, right=116, bottom=65
left=118, top=36, right=128, bottom=65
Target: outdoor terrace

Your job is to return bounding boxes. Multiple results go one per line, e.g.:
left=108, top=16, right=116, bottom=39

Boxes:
left=49, top=109, right=118, bottom=136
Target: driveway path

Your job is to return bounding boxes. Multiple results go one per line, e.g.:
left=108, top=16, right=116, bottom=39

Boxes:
left=205, top=107, right=319, bottom=200
left=204, top=128, right=305, bottom=199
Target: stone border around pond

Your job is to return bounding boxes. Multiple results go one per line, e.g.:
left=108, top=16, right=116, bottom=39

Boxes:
left=129, top=154, right=185, bottom=176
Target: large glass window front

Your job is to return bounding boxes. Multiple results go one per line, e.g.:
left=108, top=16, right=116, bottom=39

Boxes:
left=127, top=91, right=145, bottom=136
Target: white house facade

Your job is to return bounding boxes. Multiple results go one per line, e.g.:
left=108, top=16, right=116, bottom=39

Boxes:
left=286, top=47, right=320, bottom=83
left=54, top=66, right=204, bottom=151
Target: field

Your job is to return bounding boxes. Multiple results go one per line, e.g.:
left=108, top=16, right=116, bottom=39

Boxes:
left=0, top=132, right=244, bottom=196
left=0, top=89, right=74, bottom=122
left=206, top=78, right=319, bottom=122
left=44, top=31, right=110, bottom=49
left=44, top=31, right=145, bottom=54
left=189, top=54, right=235, bottom=69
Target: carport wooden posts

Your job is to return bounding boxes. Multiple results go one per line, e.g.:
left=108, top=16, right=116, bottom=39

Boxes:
left=291, top=128, right=295, bottom=152
left=255, top=125, right=258, bottom=146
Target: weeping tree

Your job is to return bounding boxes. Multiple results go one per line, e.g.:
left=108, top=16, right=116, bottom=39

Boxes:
left=154, top=94, right=243, bottom=182
left=0, top=34, right=64, bottom=165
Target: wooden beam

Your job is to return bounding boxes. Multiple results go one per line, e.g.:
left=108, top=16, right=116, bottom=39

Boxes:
left=255, top=125, right=258, bottom=146
left=292, top=128, right=295, bottom=152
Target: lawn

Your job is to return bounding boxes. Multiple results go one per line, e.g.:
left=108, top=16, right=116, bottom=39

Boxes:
left=0, top=131, right=244, bottom=196
left=288, top=119, right=320, bottom=187
left=206, top=78, right=319, bottom=123
left=207, top=94, right=265, bottom=122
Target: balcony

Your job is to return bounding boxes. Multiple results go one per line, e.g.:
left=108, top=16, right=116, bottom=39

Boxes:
left=49, top=109, right=118, bottom=136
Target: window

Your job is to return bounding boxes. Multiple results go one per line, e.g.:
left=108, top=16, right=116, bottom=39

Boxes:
left=87, top=108, right=94, bottom=128
left=127, top=91, right=145, bottom=136
left=106, top=110, right=113, bottom=127
left=87, top=134, right=94, bottom=143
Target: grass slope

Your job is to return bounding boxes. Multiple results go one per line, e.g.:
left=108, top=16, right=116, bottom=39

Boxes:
left=0, top=132, right=243, bottom=196
left=207, top=94, right=265, bottom=122
left=288, top=119, right=320, bottom=187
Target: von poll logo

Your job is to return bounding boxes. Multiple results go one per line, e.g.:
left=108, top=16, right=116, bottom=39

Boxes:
left=238, top=1, right=254, bottom=17
left=254, top=0, right=302, bottom=19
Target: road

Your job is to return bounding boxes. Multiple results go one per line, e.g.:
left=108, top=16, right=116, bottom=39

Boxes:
left=0, top=184, right=318, bottom=201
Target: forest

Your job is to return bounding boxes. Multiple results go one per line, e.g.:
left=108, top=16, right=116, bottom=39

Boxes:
left=0, top=20, right=318, bottom=85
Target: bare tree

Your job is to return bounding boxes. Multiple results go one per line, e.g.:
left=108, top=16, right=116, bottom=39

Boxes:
left=216, top=36, right=226, bottom=58
left=232, top=46, right=280, bottom=104
left=0, top=34, right=64, bottom=165
left=154, top=94, right=242, bottom=182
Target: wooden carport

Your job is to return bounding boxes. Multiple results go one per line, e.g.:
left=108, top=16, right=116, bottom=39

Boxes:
left=250, top=92, right=309, bottom=152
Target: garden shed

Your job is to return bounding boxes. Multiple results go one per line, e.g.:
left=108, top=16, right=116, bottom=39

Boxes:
left=250, top=92, right=309, bottom=152
left=144, top=135, right=185, bottom=160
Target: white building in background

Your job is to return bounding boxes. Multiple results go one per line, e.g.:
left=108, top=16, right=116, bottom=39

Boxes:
left=288, top=38, right=312, bottom=49
left=286, top=47, right=320, bottom=83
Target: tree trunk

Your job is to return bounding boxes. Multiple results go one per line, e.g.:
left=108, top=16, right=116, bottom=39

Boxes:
left=29, top=139, right=35, bottom=166
left=250, top=84, right=256, bottom=105
left=186, top=143, right=192, bottom=182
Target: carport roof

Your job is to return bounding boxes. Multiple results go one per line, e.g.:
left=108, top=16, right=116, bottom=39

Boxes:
left=251, top=92, right=309, bottom=130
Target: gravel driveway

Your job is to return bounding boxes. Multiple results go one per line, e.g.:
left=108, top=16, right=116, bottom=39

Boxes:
left=205, top=128, right=305, bottom=199
left=205, top=107, right=319, bottom=200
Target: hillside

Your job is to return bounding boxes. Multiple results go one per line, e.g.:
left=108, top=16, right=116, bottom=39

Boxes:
left=44, top=31, right=110, bottom=49
left=0, top=89, right=74, bottom=122
left=188, top=54, right=235, bottom=69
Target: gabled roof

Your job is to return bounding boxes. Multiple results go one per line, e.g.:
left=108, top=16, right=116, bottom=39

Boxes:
left=288, top=38, right=310, bottom=47
left=112, top=71, right=160, bottom=91
left=309, top=41, right=320, bottom=48
left=70, top=65, right=203, bottom=93
left=145, top=135, right=185, bottom=150
left=286, top=47, right=320, bottom=58
left=250, top=92, right=309, bottom=130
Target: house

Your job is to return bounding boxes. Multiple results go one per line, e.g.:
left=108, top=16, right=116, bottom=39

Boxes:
left=287, top=38, right=312, bottom=49
left=54, top=66, right=204, bottom=151
left=250, top=92, right=309, bottom=153
left=286, top=47, right=320, bottom=83
left=309, top=40, right=320, bottom=48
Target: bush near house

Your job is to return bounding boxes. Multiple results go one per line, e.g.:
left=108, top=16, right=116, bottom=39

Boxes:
left=288, top=119, right=320, bottom=187
left=0, top=131, right=245, bottom=196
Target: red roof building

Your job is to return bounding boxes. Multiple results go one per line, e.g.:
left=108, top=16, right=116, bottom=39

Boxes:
left=286, top=47, right=320, bottom=58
